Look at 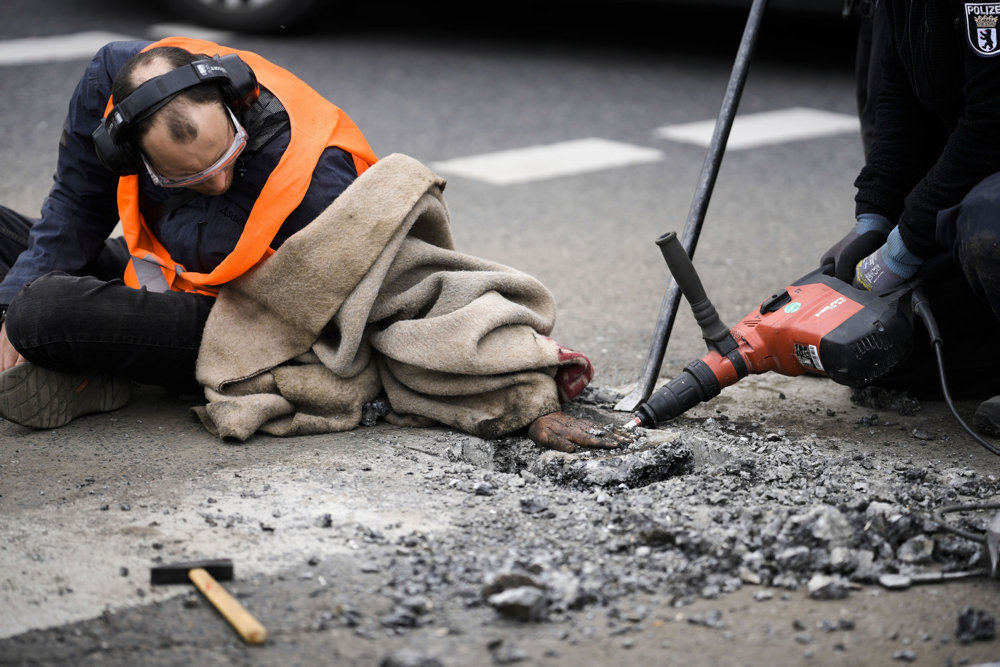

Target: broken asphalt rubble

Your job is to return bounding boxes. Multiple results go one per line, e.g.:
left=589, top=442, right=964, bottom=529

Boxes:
left=2, top=380, right=998, bottom=664
left=363, top=383, right=1000, bottom=662
left=454, top=387, right=999, bottom=619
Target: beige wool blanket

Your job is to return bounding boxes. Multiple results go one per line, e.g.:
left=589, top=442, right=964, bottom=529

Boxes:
left=192, top=153, right=594, bottom=442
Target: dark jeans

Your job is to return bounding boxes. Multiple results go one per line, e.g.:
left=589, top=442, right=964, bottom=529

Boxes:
left=0, top=206, right=213, bottom=394
left=937, top=172, right=1000, bottom=322
left=855, top=7, right=887, bottom=159
left=869, top=175, right=1000, bottom=400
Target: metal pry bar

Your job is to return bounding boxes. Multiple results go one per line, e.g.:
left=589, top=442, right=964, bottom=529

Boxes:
left=615, top=0, right=769, bottom=412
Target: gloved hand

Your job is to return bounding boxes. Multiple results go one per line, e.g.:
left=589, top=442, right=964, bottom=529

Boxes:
left=853, top=226, right=923, bottom=293
left=820, top=213, right=892, bottom=283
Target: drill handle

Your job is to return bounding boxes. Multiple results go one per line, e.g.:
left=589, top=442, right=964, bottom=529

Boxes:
left=656, top=231, right=731, bottom=346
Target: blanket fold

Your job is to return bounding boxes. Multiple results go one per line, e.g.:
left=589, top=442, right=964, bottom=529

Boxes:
left=193, top=153, right=593, bottom=441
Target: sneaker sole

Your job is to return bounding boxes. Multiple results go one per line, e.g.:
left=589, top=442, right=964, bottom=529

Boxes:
left=0, top=364, right=131, bottom=429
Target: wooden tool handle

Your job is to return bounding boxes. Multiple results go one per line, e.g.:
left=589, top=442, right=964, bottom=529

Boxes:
left=188, top=567, right=268, bottom=645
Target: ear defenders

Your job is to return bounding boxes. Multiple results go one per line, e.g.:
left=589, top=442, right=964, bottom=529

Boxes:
left=92, top=53, right=259, bottom=176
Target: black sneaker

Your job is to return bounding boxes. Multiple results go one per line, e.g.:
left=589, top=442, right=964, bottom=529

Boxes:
left=0, top=363, right=131, bottom=429
left=973, top=396, right=1000, bottom=437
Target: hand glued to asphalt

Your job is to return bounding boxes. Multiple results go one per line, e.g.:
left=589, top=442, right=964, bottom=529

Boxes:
left=528, top=411, right=634, bottom=453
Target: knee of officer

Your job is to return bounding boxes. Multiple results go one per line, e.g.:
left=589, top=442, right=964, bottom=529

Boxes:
left=944, top=197, right=1000, bottom=316
left=937, top=177, right=1000, bottom=279
left=956, top=231, right=1000, bottom=300
left=947, top=174, right=1000, bottom=246
left=957, top=203, right=1000, bottom=268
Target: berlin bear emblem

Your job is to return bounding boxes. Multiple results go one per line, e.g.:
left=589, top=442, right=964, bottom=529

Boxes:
left=967, top=3, right=1000, bottom=56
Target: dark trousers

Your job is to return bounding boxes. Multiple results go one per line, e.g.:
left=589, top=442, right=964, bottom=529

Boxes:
left=855, top=7, right=888, bottom=159
left=937, top=172, right=1000, bottom=323
left=0, top=206, right=213, bottom=394
left=870, top=176, right=1000, bottom=400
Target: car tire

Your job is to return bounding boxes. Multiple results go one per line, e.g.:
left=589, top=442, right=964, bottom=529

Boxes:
left=162, top=0, right=323, bottom=32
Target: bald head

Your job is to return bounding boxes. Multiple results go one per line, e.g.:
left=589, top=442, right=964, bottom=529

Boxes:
left=110, top=46, right=240, bottom=195
left=111, top=46, right=227, bottom=145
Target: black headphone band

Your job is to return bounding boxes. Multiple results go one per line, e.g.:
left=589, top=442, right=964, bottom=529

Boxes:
left=104, top=55, right=255, bottom=145
left=92, top=52, right=259, bottom=176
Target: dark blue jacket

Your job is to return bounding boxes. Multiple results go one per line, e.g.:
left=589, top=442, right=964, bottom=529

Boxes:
left=0, top=40, right=360, bottom=305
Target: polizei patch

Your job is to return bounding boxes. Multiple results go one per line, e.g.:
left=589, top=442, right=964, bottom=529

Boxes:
left=966, top=3, right=1000, bottom=56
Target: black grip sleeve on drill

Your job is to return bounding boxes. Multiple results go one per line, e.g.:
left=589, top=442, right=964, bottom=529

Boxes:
left=635, top=359, right=722, bottom=427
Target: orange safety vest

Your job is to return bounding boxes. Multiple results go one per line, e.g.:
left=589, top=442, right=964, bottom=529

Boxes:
left=111, top=36, right=378, bottom=296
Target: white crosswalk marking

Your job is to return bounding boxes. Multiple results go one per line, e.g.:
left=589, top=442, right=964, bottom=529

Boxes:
left=655, top=107, right=860, bottom=150
left=431, top=138, right=664, bottom=186
left=0, top=31, right=137, bottom=66
left=0, top=32, right=861, bottom=185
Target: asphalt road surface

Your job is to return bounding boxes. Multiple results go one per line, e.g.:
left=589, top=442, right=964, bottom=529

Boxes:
left=2, top=2, right=1000, bottom=666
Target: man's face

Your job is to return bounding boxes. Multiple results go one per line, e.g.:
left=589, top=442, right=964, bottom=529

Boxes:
left=140, top=103, right=241, bottom=196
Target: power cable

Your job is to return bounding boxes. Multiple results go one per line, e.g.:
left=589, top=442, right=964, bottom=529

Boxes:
left=912, top=287, right=1000, bottom=457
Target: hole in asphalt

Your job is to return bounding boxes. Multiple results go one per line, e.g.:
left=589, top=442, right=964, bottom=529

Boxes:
left=445, top=404, right=729, bottom=491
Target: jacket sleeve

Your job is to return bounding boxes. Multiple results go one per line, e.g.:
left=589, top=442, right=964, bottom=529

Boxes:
left=0, top=41, right=148, bottom=306
left=853, top=29, right=946, bottom=238
left=855, top=7, right=1000, bottom=258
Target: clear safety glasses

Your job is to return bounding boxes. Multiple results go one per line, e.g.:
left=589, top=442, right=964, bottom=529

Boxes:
left=142, top=106, right=248, bottom=189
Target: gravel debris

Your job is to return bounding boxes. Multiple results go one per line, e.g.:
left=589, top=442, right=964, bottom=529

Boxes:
left=4, top=384, right=999, bottom=664
left=957, top=607, right=996, bottom=644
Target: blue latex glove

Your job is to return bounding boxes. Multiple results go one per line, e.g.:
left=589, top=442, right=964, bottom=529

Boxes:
left=853, top=227, right=923, bottom=292
left=820, top=213, right=892, bottom=283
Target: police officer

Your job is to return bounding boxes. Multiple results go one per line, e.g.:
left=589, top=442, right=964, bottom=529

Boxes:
left=823, top=0, right=1000, bottom=432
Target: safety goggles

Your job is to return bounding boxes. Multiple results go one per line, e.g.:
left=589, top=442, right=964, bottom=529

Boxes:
left=142, top=106, right=248, bottom=188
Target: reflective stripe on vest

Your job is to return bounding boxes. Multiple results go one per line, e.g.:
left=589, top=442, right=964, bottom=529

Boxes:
left=111, top=37, right=378, bottom=296
left=131, top=252, right=185, bottom=293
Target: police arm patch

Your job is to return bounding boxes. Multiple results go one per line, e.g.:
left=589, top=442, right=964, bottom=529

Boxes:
left=966, top=3, right=1000, bottom=56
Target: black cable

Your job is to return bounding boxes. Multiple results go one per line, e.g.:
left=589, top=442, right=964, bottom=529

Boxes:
left=934, top=502, right=1000, bottom=542
left=912, top=288, right=1000, bottom=457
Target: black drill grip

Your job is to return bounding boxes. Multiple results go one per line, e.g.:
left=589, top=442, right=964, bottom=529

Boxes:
left=635, top=359, right=722, bottom=427
left=656, top=231, right=731, bottom=345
